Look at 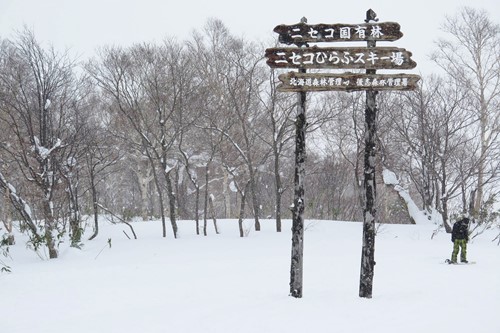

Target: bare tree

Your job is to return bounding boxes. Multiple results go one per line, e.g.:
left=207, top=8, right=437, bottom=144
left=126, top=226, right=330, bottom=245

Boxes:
left=388, top=76, right=479, bottom=231
left=258, top=69, right=296, bottom=231
left=0, top=29, right=82, bottom=258
left=432, top=7, right=500, bottom=219
left=316, top=91, right=366, bottom=221
left=178, top=133, right=203, bottom=234
left=188, top=19, right=268, bottom=232
left=81, top=93, right=121, bottom=241
left=86, top=40, right=195, bottom=238
left=86, top=45, right=170, bottom=236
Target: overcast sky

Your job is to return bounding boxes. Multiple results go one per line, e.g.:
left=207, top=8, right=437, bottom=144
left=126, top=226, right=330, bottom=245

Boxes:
left=0, top=0, right=499, bottom=75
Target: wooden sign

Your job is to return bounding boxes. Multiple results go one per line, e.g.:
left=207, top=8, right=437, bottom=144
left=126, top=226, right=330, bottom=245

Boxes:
left=274, top=22, right=403, bottom=45
left=277, top=72, right=421, bottom=92
left=265, top=46, right=416, bottom=70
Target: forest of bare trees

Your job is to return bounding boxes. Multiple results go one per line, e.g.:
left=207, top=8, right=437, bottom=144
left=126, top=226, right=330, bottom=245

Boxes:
left=1, top=8, right=499, bottom=258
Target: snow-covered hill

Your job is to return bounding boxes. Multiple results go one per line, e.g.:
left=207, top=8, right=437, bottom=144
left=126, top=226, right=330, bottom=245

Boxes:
left=2, top=219, right=499, bottom=333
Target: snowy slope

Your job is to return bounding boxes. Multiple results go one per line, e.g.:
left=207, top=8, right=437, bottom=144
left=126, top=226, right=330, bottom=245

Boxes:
left=1, top=219, right=499, bottom=333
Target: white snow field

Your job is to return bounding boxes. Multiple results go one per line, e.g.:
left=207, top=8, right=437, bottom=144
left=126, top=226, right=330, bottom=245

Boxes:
left=1, top=218, right=499, bottom=333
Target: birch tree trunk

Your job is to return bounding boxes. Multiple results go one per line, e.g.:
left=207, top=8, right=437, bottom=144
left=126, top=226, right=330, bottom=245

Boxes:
left=238, top=181, right=251, bottom=238
left=137, top=160, right=153, bottom=221
left=195, top=187, right=200, bottom=235
left=2, top=186, right=15, bottom=245
left=164, top=171, right=178, bottom=238
left=289, top=76, right=306, bottom=298
left=209, top=194, right=219, bottom=234
left=66, top=169, right=81, bottom=248
left=248, top=165, right=261, bottom=232
left=43, top=198, right=58, bottom=259
left=274, top=152, right=283, bottom=232
left=359, top=45, right=378, bottom=298
left=203, top=163, right=210, bottom=237
left=223, top=171, right=231, bottom=219
left=88, top=171, right=99, bottom=241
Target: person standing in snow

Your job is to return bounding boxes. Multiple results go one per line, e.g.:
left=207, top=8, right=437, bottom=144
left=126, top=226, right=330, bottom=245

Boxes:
left=450, top=217, right=470, bottom=264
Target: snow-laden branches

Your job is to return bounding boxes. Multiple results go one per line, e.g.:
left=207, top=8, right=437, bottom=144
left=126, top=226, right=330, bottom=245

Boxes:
left=33, top=136, right=62, bottom=161
left=0, top=171, right=38, bottom=237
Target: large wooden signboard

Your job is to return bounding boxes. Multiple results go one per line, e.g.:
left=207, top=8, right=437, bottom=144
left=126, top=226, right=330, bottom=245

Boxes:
left=265, top=13, right=421, bottom=92
left=267, top=10, right=420, bottom=300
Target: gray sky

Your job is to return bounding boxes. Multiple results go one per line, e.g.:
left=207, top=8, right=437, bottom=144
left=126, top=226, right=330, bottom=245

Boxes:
left=1, top=0, right=499, bottom=74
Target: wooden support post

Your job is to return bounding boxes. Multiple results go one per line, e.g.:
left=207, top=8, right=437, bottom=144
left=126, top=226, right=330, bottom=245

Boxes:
left=359, top=9, right=378, bottom=299
left=290, top=67, right=307, bottom=298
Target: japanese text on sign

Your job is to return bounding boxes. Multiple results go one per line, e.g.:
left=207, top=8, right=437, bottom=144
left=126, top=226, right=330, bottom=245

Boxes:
left=273, top=22, right=403, bottom=44
left=288, top=76, right=409, bottom=88
left=289, top=25, right=383, bottom=40
left=276, top=73, right=421, bottom=92
left=278, top=50, right=404, bottom=66
left=265, top=46, right=416, bottom=69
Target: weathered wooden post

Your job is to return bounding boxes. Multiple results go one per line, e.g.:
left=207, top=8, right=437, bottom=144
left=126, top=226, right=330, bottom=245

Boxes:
left=289, top=65, right=307, bottom=298
left=265, top=10, right=419, bottom=298
left=359, top=9, right=378, bottom=299
left=289, top=16, right=309, bottom=299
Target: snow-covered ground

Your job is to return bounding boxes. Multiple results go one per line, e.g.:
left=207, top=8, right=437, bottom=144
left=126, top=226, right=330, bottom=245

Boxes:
left=1, top=218, right=499, bottom=333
